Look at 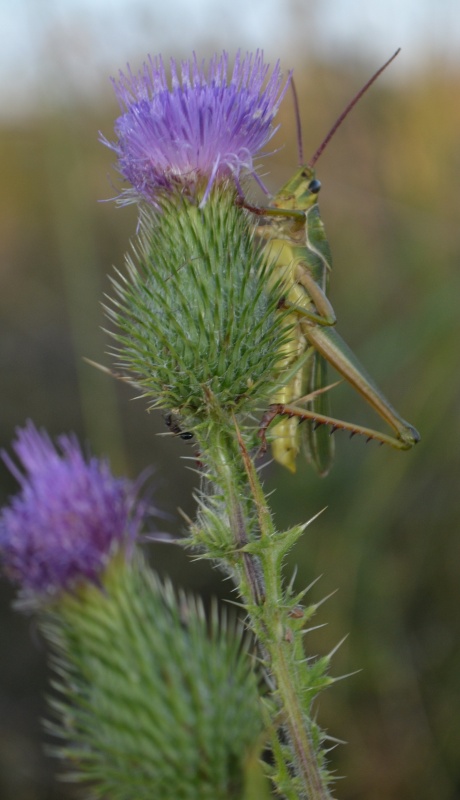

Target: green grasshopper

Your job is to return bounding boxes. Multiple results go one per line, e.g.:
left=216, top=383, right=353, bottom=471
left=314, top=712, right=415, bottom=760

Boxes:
left=242, top=49, right=420, bottom=475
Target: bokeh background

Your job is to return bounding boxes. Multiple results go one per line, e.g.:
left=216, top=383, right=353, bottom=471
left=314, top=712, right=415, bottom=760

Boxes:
left=1, top=1, right=459, bottom=798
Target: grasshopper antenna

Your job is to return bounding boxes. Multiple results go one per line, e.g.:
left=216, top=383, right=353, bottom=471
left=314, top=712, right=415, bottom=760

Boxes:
left=290, top=77, right=304, bottom=165
left=308, top=48, right=401, bottom=168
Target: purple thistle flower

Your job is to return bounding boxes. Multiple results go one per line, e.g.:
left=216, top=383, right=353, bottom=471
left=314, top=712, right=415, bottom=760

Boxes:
left=102, top=50, right=290, bottom=206
left=0, top=422, right=146, bottom=602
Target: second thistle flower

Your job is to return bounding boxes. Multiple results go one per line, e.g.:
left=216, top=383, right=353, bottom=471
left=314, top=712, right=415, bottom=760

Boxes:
left=0, top=422, right=146, bottom=606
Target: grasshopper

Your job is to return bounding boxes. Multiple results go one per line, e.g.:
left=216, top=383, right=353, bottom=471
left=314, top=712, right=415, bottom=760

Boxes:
left=241, top=49, right=420, bottom=475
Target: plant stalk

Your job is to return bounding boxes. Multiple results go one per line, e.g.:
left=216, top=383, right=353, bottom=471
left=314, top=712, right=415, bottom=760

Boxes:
left=202, top=419, right=332, bottom=800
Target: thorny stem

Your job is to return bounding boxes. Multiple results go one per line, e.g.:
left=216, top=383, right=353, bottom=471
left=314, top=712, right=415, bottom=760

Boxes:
left=229, top=494, right=267, bottom=607
left=225, top=419, right=332, bottom=800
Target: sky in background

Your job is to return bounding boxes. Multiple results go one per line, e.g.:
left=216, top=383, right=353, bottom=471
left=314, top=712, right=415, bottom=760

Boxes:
left=1, top=0, right=459, bottom=118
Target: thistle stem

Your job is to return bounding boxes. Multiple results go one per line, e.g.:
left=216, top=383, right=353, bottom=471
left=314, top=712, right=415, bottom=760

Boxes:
left=203, top=420, right=332, bottom=800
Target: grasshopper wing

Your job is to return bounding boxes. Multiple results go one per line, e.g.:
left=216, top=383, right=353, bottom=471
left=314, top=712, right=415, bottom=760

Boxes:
left=301, top=351, right=335, bottom=477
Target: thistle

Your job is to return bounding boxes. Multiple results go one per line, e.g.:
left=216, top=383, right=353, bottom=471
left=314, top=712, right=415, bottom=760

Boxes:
left=102, top=51, right=335, bottom=799
left=101, top=51, right=292, bottom=429
left=0, top=423, right=266, bottom=800
left=0, top=421, right=144, bottom=606
left=102, top=50, right=289, bottom=207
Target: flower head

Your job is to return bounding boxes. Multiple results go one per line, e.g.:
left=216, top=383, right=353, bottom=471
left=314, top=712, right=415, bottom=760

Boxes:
left=0, top=422, right=146, bottom=602
left=102, top=50, right=290, bottom=206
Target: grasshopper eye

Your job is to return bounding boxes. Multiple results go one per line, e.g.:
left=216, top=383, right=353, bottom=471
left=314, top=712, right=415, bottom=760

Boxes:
left=308, top=178, right=321, bottom=194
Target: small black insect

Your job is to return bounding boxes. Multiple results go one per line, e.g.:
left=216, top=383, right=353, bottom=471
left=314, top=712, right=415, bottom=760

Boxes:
left=164, top=413, right=194, bottom=440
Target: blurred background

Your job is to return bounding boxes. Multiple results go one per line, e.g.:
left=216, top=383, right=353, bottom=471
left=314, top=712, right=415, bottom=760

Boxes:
left=1, top=1, right=459, bottom=798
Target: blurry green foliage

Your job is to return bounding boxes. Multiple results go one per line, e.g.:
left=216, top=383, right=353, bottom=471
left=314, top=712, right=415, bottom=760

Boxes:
left=0, top=56, right=459, bottom=800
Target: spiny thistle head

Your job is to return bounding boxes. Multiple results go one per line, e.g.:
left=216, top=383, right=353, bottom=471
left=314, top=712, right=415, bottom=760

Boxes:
left=102, top=50, right=290, bottom=207
left=0, top=422, right=147, bottom=605
left=108, top=192, right=289, bottom=418
left=46, top=559, right=266, bottom=800
left=102, top=49, right=293, bottom=422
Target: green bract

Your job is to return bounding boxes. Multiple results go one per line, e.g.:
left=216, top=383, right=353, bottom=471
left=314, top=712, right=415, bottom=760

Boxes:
left=44, top=555, right=265, bottom=800
left=108, top=188, right=288, bottom=422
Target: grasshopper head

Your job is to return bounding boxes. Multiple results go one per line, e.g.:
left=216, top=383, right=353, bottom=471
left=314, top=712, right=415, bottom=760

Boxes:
left=273, top=165, right=321, bottom=212
left=280, top=51, right=400, bottom=215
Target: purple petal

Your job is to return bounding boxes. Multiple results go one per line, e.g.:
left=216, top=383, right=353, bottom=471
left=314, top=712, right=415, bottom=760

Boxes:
left=102, top=50, right=290, bottom=206
left=0, top=422, right=147, bottom=601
